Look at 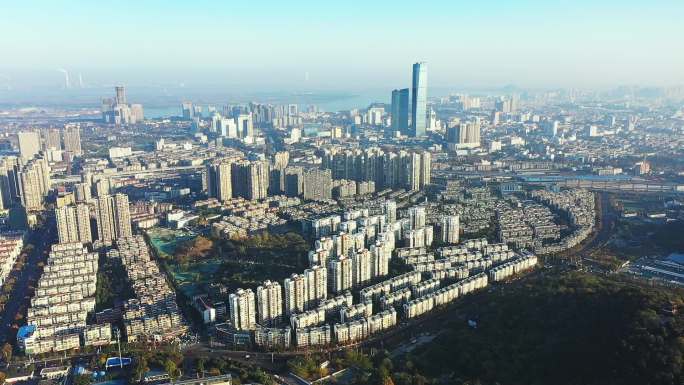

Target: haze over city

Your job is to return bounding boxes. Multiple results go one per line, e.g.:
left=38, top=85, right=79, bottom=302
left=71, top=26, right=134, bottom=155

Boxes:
left=1, top=0, right=683, bottom=92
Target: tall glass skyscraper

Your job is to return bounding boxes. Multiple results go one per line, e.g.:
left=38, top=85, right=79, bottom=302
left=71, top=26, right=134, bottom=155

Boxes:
left=411, top=62, right=428, bottom=137
left=391, top=88, right=410, bottom=135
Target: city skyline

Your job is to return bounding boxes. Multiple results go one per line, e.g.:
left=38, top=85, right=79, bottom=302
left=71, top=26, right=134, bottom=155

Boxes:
left=0, top=0, right=683, bottom=90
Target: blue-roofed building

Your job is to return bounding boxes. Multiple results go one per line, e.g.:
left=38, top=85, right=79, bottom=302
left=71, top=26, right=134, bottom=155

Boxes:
left=667, top=253, right=684, bottom=265
left=105, top=357, right=132, bottom=369
left=16, top=324, right=37, bottom=352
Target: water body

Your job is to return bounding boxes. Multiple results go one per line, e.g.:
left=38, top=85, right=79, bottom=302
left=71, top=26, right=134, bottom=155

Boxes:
left=0, top=86, right=393, bottom=117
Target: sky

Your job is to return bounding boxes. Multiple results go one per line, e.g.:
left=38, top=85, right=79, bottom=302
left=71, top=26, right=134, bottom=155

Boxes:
left=0, top=0, right=683, bottom=92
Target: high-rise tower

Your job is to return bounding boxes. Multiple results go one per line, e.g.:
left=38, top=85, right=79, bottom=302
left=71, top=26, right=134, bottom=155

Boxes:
left=390, top=88, right=409, bottom=135
left=115, top=86, right=127, bottom=105
left=411, top=62, right=428, bottom=137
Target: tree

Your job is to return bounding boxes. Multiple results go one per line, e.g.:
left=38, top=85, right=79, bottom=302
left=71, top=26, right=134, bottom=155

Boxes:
left=73, top=374, right=91, bottom=385
left=197, top=358, right=205, bottom=377
left=0, top=371, right=6, bottom=385
left=1, top=343, right=12, bottom=362
left=165, top=359, right=179, bottom=380
left=132, top=356, right=148, bottom=383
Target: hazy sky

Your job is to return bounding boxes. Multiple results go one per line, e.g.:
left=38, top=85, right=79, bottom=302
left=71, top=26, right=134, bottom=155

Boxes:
left=0, top=0, right=683, bottom=90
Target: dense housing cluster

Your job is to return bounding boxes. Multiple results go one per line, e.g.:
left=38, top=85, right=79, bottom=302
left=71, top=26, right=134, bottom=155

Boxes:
left=18, top=243, right=111, bottom=355
left=0, top=233, right=23, bottom=286
left=529, top=189, right=596, bottom=254
left=212, top=202, right=538, bottom=350
left=107, top=236, right=188, bottom=342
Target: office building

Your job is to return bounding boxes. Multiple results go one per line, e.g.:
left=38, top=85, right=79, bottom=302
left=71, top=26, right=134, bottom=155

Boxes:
left=102, top=86, right=144, bottom=125
left=411, top=62, right=428, bottom=137
left=229, top=288, right=256, bottom=331
left=115, top=86, right=126, bottom=105
left=391, top=88, right=410, bottom=135
left=181, top=102, right=194, bottom=119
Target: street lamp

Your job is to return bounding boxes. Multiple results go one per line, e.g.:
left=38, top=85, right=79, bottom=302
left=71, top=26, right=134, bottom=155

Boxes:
left=113, top=327, right=123, bottom=369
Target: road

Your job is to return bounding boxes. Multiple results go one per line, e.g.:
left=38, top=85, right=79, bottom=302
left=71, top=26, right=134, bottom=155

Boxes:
left=0, top=224, right=55, bottom=344
left=550, top=191, right=616, bottom=267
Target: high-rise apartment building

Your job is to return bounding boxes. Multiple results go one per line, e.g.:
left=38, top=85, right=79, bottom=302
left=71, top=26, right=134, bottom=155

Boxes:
left=457, top=120, right=481, bottom=148
left=383, top=200, right=397, bottom=223
left=0, top=166, right=10, bottom=210
left=304, top=265, right=327, bottom=308
left=320, top=148, right=430, bottom=192
left=352, top=249, right=372, bottom=287
left=370, top=242, right=391, bottom=278
left=229, top=288, right=256, bottom=331
left=441, top=215, right=460, bottom=244
left=232, top=160, right=269, bottom=200
left=420, top=151, right=431, bottom=188
left=283, top=274, right=307, bottom=315
left=285, top=167, right=304, bottom=197
left=407, top=152, right=422, bottom=191
left=256, top=280, right=283, bottom=327
left=411, top=62, right=428, bottom=137
left=95, top=194, right=132, bottom=242
left=17, top=132, right=41, bottom=160
left=303, top=169, right=332, bottom=201
left=391, top=88, right=410, bottom=135
left=236, top=114, right=254, bottom=138
left=16, top=157, right=50, bottom=210
left=328, top=256, right=353, bottom=294
left=63, top=126, right=83, bottom=156
left=408, top=206, right=426, bottom=230
left=44, top=129, right=62, bottom=150
left=206, top=161, right=233, bottom=202
left=74, top=182, right=92, bottom=202
left=55, top=204, right=92, bottom=244
left=1, top=157, right=20, bottom=207
left=273, top=151, right=289, bottom=169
